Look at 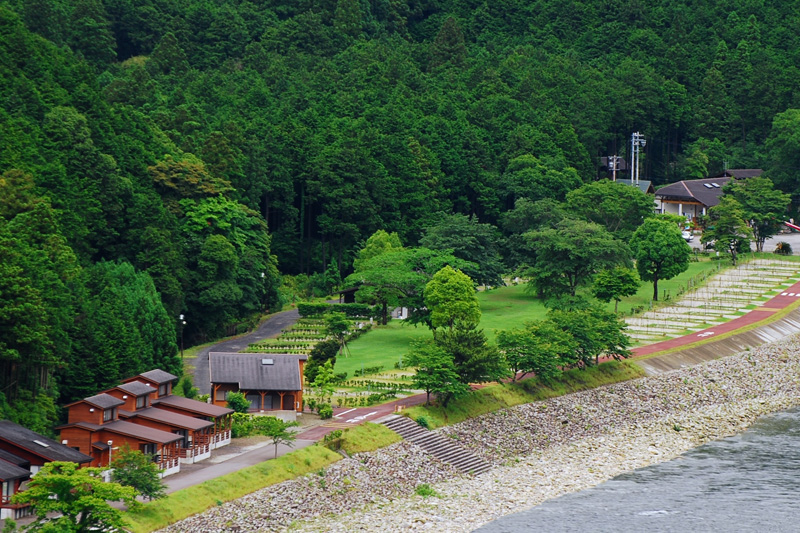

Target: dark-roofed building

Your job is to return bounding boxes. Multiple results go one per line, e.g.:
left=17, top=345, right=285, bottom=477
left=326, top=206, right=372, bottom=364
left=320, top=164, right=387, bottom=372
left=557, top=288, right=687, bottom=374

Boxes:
left=0, top=457, right=30, bottom=520
left=655, top=177, right=731, bottom=221
left=58, top=416, right=183, bottom=476
left=209, top=353, right=307, bottom=414
left=714, top=168, right=763, bottom=179
left=0, top=421, right=92, bottom=475
left=122, top=369, right=179, bottom=399
left=612, top=178, right=655, bottom=195
left=152, top=395, right=233, bottom=450
left=0, top=448, right=32, bottom=520
left=124, top=369, right=234, bottom=450
left=655, top=170, right=763, bottom=223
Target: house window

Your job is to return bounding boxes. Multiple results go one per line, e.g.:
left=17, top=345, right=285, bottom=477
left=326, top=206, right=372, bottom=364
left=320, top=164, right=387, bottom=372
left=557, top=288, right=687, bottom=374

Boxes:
left=141, top=443, right=156, bottom=457
left=158, top=384, right=167, bottom=397
left=2, top=480, right=12, bottom=501
left=103, top=408, right=113, bottom=422
left=136, top=395, right=147, bottom=409
left=215, top=389, right=227, bottom=402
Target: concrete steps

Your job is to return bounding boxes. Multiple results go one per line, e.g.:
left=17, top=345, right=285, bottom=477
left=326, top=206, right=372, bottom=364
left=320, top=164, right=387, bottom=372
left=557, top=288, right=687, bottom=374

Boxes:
left=380, top=415, right=492, bottom=476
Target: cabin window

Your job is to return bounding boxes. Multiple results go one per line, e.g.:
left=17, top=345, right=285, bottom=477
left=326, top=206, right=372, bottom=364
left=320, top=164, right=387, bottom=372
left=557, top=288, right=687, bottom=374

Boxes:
left=2, top=480, right=12, bottom=500
left=158, top=384, right=167, bottom=397
left=136, top=395, right=147, bottom=409
left=103, top=408, right=113, bottom=422
left=141, top=443, right=156, bottom=456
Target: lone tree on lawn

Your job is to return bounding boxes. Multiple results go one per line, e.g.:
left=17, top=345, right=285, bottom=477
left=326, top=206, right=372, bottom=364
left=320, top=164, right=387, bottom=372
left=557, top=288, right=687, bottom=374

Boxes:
left=630, top=217, right=691, bottom=301
left=592, top=266, right=641, bottom=313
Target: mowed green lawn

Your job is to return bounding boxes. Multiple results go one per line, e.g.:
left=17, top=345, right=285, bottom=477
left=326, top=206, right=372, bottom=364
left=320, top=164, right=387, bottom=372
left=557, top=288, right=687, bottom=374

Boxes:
left=338, top=257, right=725, bottom=379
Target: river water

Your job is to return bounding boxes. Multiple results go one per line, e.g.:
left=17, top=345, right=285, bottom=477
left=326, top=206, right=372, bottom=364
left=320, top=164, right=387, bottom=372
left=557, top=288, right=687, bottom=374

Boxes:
left=478, top=407, right=800, bottom=532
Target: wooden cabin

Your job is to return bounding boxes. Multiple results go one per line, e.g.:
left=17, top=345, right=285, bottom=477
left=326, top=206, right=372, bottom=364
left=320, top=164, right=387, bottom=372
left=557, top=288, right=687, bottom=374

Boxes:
left=209, top=353, right=307, bottom=414
left=0, top=420, right=93, bottom=519
left=59, top=394, right=182, bottom=476
left=151, top=395, right=233, bottom=450
left=104, top=382, right=214, bottom=464
left=0, top=450, right=30, bottom=520
left=123, top=370, right=234, bottom=450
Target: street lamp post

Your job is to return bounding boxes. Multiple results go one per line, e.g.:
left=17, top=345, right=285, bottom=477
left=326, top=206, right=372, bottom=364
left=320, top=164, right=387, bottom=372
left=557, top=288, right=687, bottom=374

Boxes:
left=107, top=440, right=113, bottom=467
left=179, top=314, right=186, bottom=358
left=260, top=272, right=266, bottom=313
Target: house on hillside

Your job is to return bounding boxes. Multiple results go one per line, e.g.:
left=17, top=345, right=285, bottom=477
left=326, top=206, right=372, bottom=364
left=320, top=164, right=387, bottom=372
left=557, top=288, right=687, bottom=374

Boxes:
left=654, top=170, right=762, bottom=223
left=0, top=420, right=93, bottom=519
left=209, top=353, right=306, bottom=415
left=122, top=369, right=234, bottom=450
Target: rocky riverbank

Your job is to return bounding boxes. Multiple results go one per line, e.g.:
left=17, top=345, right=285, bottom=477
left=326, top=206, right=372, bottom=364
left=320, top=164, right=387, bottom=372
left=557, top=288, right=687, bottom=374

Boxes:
left=159, top=334, right=800, bottom=533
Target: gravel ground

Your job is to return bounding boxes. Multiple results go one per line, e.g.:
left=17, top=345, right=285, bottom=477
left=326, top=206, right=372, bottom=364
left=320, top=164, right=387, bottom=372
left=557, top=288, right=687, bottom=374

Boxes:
left=158, top=334, right=800, bottom=533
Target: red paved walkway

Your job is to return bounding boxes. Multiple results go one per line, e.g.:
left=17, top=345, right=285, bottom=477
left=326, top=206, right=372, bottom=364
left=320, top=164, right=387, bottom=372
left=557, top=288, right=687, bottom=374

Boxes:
left=630, top=279, right=800, bottom=357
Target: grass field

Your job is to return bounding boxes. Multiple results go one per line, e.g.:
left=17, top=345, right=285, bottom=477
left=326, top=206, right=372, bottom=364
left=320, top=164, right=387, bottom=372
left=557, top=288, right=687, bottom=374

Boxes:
left=338, top=257, right=725, bottom=379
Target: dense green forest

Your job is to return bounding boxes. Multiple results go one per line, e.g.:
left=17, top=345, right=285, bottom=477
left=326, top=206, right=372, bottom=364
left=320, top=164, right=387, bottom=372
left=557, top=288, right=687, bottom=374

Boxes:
left=3, top=0, right=800, bottom=430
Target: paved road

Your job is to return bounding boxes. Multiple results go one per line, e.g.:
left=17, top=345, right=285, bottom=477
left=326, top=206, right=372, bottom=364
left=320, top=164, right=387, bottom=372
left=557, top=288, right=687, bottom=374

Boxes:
left=191, top=309, right=300, bottom=395
left=164, top=438, right=316, bottom=493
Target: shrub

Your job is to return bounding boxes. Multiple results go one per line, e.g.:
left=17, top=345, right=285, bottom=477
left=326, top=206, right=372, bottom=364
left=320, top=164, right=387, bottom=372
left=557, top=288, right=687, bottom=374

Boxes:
left=318, top=404, right=333, bottom=419
left=415, top=416, right=430, bottom=429
left=775, top=241, right=793, bottom=255
left=415, top=483, right=439, bottom=498
left=226, top=392, right=250, bottom=414
left=337, top=303, right=375, bottom=318
left=297, top=302, right=331, bottom=318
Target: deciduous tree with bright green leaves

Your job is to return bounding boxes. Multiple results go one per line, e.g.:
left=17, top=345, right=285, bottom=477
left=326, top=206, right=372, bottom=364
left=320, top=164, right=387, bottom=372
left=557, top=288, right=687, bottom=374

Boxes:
left=702, top=196, right=752, bottom=265
left=424, top=266, right=480, bottom=331
left=497, top=320, right=576, bottom=381
left=630, top=217, right=691, bottom=301
left=723, top=176, right=790, bottom=252
left=592, top=267, right=641, bottom=313
left=111, top=445, right=166, bottom=501
left=526, top=218, right=631, bottom=299
left=12, top=461, right=137, bottom=532
left=548, top=306, right=631, bottom=367
left=403, top=341, right=470, bottom=406
left=566, top=179, right=655, bottom=239
left=420, top=214, right=505, bottom=288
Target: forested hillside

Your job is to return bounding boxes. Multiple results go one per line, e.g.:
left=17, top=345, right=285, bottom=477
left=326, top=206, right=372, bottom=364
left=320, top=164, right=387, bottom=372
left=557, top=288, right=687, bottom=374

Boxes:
left=3, top=0, right=800, bottom=430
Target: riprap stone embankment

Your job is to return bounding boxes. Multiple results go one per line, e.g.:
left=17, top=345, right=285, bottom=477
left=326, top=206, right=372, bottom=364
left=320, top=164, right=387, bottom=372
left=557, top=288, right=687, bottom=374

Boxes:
left=160, top=334, right=800, bottom=532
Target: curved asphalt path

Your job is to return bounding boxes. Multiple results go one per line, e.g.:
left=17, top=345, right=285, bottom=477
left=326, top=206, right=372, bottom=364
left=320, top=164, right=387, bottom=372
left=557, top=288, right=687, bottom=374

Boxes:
left=190, top=309, right=300, bottom=396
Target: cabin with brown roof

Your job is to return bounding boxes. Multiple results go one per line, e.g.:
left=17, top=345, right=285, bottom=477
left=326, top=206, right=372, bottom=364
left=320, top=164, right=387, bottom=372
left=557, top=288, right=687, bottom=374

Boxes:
left=124, top=370, right=234, bottom=449
left=0, top=420, right=93, bottom=519
left=209, top=353, right=306, bottom=416
left=0, top=449, right=31, bottom=520
left=102, top=382, right=215, bottom=464
left=59, top=395, right=182, bottom=476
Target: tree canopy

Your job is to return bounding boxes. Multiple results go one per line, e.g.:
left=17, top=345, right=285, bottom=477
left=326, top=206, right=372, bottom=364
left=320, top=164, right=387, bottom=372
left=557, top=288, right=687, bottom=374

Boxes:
left=631, top=218, right=692, bottom=301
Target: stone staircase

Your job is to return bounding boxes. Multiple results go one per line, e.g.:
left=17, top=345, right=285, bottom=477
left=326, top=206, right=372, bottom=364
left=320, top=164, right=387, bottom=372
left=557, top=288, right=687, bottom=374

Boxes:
left=380, top=414, right=492, bottom=475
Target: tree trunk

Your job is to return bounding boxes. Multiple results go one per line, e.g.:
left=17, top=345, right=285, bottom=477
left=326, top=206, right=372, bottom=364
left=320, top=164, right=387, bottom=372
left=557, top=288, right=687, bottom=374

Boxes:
left=652, top=276, right=659, bottom=301
left=382, top=301, right=388, bottom=325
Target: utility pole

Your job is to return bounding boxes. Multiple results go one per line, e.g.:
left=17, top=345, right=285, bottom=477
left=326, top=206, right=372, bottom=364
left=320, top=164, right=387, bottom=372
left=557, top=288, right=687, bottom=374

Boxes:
left=608, top=155, right=619, bottom=181
left=631, top=132, right=646, bottom=185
